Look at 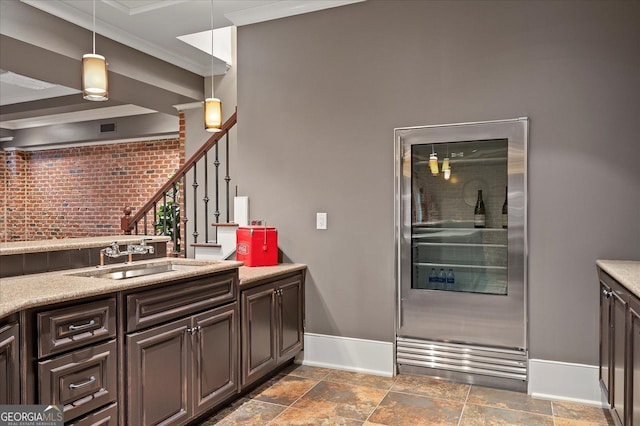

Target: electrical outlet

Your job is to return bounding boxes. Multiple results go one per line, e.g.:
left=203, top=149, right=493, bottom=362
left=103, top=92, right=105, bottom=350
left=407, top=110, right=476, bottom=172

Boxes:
left=316, top=212, right=327, bottom=230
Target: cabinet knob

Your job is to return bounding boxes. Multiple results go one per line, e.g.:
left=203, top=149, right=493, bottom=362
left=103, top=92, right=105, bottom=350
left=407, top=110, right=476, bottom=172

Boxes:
left=185, top=325, right=201, bottom=335
left=602, top=289, right=612, bottom=298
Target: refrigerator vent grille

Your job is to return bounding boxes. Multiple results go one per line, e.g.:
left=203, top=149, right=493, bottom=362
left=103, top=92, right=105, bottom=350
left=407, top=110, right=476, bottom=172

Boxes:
left=396, top=337, right=527, bottom=381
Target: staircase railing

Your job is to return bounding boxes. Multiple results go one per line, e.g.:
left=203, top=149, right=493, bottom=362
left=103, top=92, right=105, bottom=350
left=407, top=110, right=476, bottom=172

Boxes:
left=121, top=111, right=237, bottom=256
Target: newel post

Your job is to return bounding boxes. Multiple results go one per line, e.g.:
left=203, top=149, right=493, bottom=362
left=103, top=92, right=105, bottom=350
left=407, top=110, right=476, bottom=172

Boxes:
left=121, top=206, right=133, bottom=235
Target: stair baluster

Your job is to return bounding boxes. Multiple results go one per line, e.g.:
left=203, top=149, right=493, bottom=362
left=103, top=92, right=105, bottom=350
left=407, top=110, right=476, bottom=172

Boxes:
left=203, top=151, right=210, bottom=243
left=225, top=132, right=231, bottom=223
left=192, top=163, right=199, bottom=243
left=120, top=111, right=237, bottom=258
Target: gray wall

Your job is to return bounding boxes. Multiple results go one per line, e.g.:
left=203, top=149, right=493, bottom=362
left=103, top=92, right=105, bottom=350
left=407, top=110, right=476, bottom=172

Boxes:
left=237, top=0, right=640, bottom=364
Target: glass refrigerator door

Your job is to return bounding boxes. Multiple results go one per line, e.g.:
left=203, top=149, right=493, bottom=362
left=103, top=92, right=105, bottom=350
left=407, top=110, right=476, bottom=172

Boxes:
left=411, top=139, right=508, bottom=296
left=396, top=118, right=527, bottom=350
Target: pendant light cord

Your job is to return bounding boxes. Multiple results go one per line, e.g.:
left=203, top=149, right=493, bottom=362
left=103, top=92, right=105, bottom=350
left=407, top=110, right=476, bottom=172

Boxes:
left=92, top=0, right=96, bottom=54
left=210, top=0, right=214, bottom=99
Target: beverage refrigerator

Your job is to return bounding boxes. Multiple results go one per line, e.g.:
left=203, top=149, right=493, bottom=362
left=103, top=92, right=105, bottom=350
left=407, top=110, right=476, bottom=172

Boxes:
left=394, top=118, right=528, bottom=391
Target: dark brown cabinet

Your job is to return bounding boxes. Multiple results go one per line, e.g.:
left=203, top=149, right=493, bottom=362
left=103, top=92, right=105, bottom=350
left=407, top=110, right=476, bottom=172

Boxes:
left=598, top=268, right=639, bottom=426
left=30, top=298, right=118, bottom=424
left=241, top=272, right=304, bottom=389
left=0, top=322, right=20, bottom=404
left=192, top=305, right=239, bottom=418
left=39, top=339, right=118, bottom=422
left=2, top=264, right=304, bottom=425
left=125, top=273, right=239, bottom=426
left=629, top=296, right=640, bottom=426
left=127, top=316, right=191, bottom=426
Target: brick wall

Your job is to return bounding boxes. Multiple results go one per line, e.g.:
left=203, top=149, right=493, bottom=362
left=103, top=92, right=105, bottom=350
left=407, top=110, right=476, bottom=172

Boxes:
left=1, top=151, right=29, bottom=242
left=0, top=138, right=184, bottom=242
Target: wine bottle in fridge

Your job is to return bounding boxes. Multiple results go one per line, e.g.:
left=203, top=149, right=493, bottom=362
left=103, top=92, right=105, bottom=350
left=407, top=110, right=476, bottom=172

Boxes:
left=474, top=189, right=486, bottom=228
left=502, top=186, right=508, bottom=229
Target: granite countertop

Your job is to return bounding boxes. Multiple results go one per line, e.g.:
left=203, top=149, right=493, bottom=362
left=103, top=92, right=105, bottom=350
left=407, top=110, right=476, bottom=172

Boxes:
left=0, top=235, right=171, bottom=256
left=0, top=258, right=306, bottom=318
left=239, top=264, right=307, bottom=285
left=597, top=260, right=640, bottom=299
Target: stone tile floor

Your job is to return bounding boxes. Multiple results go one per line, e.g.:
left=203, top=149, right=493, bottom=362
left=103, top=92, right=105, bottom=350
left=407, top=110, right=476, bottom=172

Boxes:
left=200, top=364, right=614, bottom=425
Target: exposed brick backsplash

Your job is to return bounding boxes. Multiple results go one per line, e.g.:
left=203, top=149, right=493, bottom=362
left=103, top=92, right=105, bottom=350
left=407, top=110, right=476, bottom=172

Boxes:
left=1, top=137, right=184, bottom=242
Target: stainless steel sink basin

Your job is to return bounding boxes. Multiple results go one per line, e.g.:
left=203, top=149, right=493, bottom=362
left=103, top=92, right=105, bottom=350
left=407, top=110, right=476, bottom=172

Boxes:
left=72, top=261, right=204, bottom=280
left=95, top=263, right=200, bottom=280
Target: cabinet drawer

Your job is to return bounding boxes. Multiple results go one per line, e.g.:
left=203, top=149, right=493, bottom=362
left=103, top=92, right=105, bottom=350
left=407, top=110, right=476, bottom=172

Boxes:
left=126, top=272, right=237, bottom=332
left=38, top=298, right=116, bottom=358
left=39, top=339, right=117, bottom=422
left=67, top=403, right=118, bottom=426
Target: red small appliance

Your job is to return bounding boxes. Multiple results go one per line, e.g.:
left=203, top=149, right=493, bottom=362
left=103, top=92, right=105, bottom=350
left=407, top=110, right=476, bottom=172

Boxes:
left=236, top=225, right=278, bottom=266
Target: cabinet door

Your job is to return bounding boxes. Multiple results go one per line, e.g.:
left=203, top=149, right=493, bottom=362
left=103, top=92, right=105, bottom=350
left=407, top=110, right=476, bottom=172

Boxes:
left=0, top=322, right=20, bottom=404
left=277, top=275, right=304, bottom=363
left=629, top=298, right=640, bottom=426
left=600, top=281, right=613, bottom=402
left=192, top=303, right=239, bottom=417
left=127, top=318, right=191, bottom=426
left=241, top=284, right=277, bottom=388
left=611, top=288, right=628, bottom=426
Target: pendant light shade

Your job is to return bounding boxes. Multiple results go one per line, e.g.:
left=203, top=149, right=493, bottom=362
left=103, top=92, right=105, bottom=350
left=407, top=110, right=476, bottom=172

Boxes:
left=429, top=153, right=439, bottom=175
left=442, top=144, right=451, bottom=180
left=204, top=97, right=222, bottom=132
left=204, top=0, right=222, bottom=131
left=83, top=0, right=108, bottom=102
left=443, top=167, right=451, bottom=180
left=82, top=54, right=108, bottom=101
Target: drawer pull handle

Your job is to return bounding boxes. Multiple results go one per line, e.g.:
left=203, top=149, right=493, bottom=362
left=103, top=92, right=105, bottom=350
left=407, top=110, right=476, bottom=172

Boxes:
left=69, top=320, right=96, bottom=331
left=69, top=375, right=96, bottom=389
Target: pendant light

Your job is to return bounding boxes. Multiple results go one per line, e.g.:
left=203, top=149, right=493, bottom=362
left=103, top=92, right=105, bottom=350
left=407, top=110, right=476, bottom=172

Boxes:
left=442, top=144, right=451, bottom=180
left=429, top=145, right=439, bottom=175
left=204, top=0, right=222, bottom=132
left=82, top=0, right=108, bottom=101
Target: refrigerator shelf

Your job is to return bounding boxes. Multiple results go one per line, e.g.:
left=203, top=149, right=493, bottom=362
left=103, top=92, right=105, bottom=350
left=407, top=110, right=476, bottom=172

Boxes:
left=412, top=242, right=507, bottom=248
left=415, top=262, right=507, bottom=270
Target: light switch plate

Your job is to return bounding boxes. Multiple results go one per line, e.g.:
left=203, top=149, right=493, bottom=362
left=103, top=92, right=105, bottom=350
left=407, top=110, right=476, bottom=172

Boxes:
left=316, top=212, right=327, bottom=230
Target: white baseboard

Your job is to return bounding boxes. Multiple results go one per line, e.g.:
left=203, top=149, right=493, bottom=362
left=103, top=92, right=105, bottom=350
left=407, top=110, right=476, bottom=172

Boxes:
left=300, top=333, right=394, bottom=377
left=528, top=359, right=605, bottom=407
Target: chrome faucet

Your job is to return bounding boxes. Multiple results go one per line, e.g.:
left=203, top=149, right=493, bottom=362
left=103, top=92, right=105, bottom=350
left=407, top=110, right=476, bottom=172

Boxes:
left=127, top=238, right=155, bottom=256
left=99, top=239, right=154, bottom=267
left=100, top=242, right=128, bottom=266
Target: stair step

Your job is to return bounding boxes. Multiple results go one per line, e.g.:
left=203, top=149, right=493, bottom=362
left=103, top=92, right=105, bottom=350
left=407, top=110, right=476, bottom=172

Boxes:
left=190, top=242, right=221, bottom=248
left=211, top=223, right=240, bottom=227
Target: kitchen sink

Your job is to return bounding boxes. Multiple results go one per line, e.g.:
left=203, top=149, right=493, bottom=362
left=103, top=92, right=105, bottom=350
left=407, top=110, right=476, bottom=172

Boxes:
left=71, top=261, right=205, bottom=280
left=94, top=263, right=201, bottom=280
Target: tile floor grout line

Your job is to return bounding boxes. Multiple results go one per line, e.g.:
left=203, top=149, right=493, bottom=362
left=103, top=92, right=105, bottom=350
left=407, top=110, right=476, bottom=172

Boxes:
left=362, top=375, right=398, bottom=425
left=457, top=384, right=473, bottom=426
left=264, top=376, right=325, bottom=425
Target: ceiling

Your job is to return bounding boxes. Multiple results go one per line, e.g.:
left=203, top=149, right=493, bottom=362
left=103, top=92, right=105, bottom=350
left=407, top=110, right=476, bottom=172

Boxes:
left=0, top=0, right=364, bottom=147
